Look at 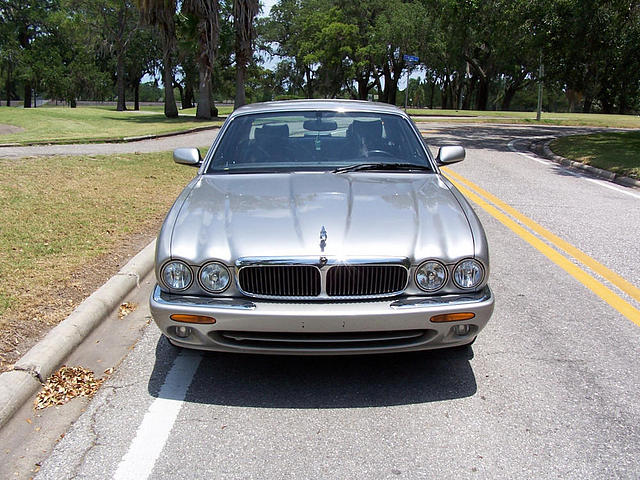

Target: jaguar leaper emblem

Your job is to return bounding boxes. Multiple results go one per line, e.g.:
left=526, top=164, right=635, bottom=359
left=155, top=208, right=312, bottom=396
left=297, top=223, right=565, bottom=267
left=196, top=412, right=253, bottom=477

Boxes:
left=320, top=226, right=327, bottom=251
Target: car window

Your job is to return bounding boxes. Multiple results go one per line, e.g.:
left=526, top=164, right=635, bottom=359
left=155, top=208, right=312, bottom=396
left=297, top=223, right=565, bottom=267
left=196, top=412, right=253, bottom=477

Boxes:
left=207, top=111, right=431, bottom=173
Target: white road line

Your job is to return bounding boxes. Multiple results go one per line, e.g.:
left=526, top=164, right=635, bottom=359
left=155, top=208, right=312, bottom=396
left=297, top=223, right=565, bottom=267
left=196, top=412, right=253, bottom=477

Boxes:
left=113, top=351, right=202, bottom=480
left=507, top=139, right=640, bottom=198
left=584, top=178, right=640, bottom=199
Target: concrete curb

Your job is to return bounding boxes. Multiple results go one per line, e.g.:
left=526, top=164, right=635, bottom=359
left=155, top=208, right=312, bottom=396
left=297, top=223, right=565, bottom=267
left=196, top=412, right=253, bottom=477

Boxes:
left=543, top=140, right=640, bottom=189
left=0, top=239, right=156, bottom=429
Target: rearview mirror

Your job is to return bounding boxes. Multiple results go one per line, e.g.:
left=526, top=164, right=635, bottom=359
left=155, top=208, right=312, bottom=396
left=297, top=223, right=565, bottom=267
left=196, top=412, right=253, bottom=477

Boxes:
left=303, top=119, right=338, bottom=132
left=436, top=146, right=465, bottom=165
left=173, top=147, right=201, bottom=166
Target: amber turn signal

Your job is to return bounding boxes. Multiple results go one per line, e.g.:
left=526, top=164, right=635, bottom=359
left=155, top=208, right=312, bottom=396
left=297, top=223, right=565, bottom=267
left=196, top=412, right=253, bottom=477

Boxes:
left=430, top=312, right=475, bottom=323
left=170, top=314, right=216, bottom=324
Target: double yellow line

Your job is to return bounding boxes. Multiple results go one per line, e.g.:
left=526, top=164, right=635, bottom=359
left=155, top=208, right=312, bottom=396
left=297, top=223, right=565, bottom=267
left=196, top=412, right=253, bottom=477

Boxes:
left=442, top=167, right=640, bottom=327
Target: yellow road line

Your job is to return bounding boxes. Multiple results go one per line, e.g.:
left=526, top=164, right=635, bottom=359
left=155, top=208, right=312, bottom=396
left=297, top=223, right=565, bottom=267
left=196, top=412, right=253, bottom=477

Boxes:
left=445, top=177, right=640, bottom=326
left=444, top=168, right=640, bottom=305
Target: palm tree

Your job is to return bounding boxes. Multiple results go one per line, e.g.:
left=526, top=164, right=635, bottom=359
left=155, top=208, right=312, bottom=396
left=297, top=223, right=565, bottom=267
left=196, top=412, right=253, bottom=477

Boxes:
left=182, top=0, right=219, bottom=119
left=233, top=0, right=259, bottom=109
left=137, top=0, right=178, bottom=118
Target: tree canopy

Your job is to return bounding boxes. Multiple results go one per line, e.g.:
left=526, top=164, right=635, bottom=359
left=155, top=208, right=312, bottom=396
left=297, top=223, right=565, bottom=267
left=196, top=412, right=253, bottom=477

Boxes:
left=0, top=0, right=638, bottom=115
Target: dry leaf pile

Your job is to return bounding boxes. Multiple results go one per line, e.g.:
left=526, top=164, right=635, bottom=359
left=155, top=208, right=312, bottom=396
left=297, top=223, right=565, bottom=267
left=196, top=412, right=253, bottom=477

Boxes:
left=34, top=366, right=106, bottom=410
left=118, top=302, right=137, bottom=319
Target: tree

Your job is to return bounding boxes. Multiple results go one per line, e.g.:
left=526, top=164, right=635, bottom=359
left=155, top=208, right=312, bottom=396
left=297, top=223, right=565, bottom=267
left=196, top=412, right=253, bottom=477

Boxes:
left=0, top=0, right=59, bottom=107
left=84, top=0, right=140, bottom=111
left=233, top=0, right=259, bottom=108
left=137, top=0, right=179, bottom=117
left=182, top=0, right=220, bottom=119
left=39, top=3, right=111, bottom=106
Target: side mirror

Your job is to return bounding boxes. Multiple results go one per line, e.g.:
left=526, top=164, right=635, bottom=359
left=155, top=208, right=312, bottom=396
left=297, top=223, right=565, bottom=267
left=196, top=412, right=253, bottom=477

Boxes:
left=173, top=147, right=201, bottom=166
left=436, top=146, right=465, bottom=165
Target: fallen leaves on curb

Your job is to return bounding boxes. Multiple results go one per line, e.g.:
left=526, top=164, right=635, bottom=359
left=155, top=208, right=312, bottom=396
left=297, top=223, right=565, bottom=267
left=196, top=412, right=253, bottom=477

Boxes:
left=34, top=366, right=106, bottom=410
left=118, top=302, right=137, bottom=319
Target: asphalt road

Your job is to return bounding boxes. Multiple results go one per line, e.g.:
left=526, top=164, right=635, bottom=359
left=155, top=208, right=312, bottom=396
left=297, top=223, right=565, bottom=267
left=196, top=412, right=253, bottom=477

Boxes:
left=11, top=124, right=640, bottom=479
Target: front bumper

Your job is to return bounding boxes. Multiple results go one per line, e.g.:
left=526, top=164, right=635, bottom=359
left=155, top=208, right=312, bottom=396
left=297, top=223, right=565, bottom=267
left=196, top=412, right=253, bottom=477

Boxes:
left=149, top=285, right=494, bottom=354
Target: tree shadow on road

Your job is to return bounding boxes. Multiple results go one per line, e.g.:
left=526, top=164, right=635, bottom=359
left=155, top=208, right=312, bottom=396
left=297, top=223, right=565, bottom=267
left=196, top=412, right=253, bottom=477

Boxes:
left=148, top=336, right=477, bottom=408
left=421, top=124, right=594, bottom=153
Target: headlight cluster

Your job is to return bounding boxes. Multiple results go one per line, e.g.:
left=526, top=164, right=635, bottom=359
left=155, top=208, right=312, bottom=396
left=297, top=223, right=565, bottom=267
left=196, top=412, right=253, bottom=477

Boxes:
left=415, top=258, right=484, bottom=292
left=161, top=261, right=231, bottom=293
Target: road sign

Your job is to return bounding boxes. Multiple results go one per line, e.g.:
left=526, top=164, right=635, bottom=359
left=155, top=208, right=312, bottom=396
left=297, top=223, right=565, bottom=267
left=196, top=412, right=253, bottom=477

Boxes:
left=403, top=54, right=419, bottom=63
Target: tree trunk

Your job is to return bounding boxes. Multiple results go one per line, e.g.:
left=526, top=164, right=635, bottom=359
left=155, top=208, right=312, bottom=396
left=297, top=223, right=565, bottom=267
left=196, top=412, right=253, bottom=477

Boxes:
left=382, top=62, right=398, bottom=105
left=183, top=83, right=195, bottom=109
left=174, top=82, right=185, bottom=109
left=583, top=96, right=593, bottom=113
left=441, top=77, right=449, bottom=109
left=356, top=77, right=369, bottom=100
left=234, top=62, right=246, bottom=109
left=24, top=83, right=32, bottom=108
left=196, top=65, right=212, bottom=119
left=116, top=52, right=126, bottom=111
left=304, top=68, right=313, bottom=99
left=70, top=98, right=77, bottom=108
left=429, top=81, right=435, bottom=109
left=475, top=77, right=489, bottom=110
left=163, top=55, right=178, bottom=118
left=134, top=81, right=140, bottom=111
left=501, top=84, right=518, bottom=111
left=209, top=80, right=218, bottom=117
left=5, top=66, right=11, bottom=106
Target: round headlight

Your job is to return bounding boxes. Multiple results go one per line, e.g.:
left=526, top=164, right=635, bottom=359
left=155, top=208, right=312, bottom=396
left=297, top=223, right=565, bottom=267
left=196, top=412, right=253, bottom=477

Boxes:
left=453, top=259, right=484, bottom=289
left=161, top=261, right=193, bottom=291
left=199, top=262, right=231, bottom=293
left=415, top=260, right=447, bottom=292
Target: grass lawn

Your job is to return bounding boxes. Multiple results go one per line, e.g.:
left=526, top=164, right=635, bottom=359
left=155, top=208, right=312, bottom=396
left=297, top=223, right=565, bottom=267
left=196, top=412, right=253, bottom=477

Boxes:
left=0, top=150, right=199, bottom=369
left=408, top=108, right=640, bottom=129
left=550, top=131, right=640, bottom=179
left=138, top=104, right=234, bottom=116
left=0, top=105, right=223, bottom=145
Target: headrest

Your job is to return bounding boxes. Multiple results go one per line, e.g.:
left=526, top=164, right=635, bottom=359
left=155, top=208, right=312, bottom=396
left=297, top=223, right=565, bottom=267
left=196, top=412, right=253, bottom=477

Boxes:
left=255, top=124, right=289, bottom=140
left=351, top=120, right=382, bottom=140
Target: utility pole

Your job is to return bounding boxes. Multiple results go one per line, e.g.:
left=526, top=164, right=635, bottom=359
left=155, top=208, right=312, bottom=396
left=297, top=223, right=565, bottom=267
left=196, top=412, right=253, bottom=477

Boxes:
left=536, top=54, right=544, bottom=121
left=402, top=55, right=419, bottom=113
left=404, top=67, right=410, bottom=113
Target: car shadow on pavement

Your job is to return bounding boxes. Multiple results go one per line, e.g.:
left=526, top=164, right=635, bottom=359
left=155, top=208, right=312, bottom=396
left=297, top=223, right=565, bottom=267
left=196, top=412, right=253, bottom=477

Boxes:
left=148, top=336, right=477, bottom=408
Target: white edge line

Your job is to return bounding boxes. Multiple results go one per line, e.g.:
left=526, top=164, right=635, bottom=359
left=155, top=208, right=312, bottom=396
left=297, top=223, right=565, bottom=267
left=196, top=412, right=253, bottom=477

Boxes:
left=584, top=178, right=640, bottom=199
left=507, top=139, right=640, bottom=198
left=113, top=351, right=203, bottom=480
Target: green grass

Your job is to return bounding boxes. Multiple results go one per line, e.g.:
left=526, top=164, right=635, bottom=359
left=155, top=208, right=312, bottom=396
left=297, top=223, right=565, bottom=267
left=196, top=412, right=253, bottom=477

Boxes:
left=408, top=108, right=640, bottom=128
left=0, top=150, right=197, bottom=328
left=0, top=105, right=223, bottom=145
left=550, top=131, right=640, bottom=179
left=138, top=104, right=234, bottom=116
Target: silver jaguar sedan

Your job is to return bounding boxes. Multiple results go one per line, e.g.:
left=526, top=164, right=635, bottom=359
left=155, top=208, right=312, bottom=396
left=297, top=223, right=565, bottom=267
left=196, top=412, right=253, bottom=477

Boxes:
left=150, top=99, right=494, bottom=354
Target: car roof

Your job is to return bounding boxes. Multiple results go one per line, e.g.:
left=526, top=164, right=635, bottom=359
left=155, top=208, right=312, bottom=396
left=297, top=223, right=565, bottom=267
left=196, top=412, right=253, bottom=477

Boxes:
left=229, top=99, right=408, bottom=118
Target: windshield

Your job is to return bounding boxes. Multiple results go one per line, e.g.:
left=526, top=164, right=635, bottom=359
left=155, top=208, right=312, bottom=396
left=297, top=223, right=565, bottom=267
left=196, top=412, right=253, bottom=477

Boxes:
left=206, top=111, right=432, bottom=173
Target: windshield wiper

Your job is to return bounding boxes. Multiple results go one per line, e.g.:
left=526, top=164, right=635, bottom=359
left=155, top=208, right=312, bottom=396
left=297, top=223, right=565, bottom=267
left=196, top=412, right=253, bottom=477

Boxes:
left=332, top=162, right=433, bottom=174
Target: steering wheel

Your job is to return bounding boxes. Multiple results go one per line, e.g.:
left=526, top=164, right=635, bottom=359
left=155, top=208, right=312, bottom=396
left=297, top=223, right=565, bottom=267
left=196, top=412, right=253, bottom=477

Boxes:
left=367, top=149, right=394, bottom=157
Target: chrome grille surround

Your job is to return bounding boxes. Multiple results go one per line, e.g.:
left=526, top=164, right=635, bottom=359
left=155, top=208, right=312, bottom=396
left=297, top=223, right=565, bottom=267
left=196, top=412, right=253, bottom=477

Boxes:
left=236, top=257, right=409, bottom=300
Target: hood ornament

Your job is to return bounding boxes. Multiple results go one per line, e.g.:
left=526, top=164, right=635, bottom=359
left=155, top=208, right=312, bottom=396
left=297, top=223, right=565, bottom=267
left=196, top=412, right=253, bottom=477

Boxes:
left=320, top=226, right=327, bottom=252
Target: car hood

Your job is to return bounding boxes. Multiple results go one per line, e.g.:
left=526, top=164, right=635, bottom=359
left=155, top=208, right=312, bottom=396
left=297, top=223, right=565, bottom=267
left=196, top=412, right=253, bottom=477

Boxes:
left=168, top=172, right=473, bottom=264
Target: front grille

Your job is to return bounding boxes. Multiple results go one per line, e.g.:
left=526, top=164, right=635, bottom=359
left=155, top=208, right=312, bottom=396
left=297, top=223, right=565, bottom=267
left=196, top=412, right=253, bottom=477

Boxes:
left=239, top=265, right=321, bottom=297
left=326, top=265, right=407, bottom=296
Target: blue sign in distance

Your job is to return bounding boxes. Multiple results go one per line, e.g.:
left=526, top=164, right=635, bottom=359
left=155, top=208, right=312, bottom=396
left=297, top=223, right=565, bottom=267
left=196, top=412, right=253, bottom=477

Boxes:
left=403, top=54, right=419, bottom=63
